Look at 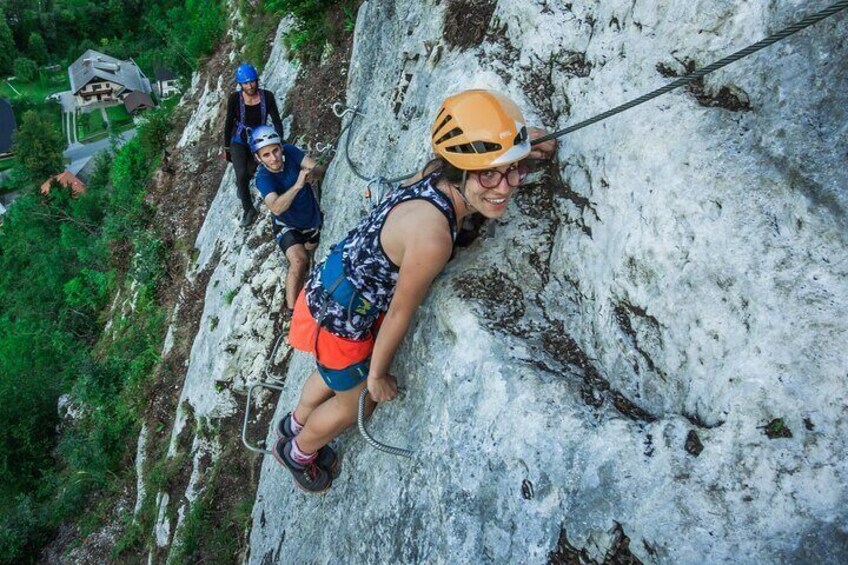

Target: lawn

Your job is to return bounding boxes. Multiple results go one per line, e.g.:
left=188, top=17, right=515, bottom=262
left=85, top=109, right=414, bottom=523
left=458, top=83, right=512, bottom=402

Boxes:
left=0, top=72, right=68, bottom=104
left=77, top=104, right=137, bottom=142
left=2, top=73, right=66, bottom=142
left=160, top=96, right=180, bottom=112
left=78, top=109, right=108, bottom=142
left=105, top=105, right=133, bottom=127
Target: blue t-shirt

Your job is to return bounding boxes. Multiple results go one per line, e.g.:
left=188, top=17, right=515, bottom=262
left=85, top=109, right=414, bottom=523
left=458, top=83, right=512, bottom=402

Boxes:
left=255, top=143, right=322, bottom=230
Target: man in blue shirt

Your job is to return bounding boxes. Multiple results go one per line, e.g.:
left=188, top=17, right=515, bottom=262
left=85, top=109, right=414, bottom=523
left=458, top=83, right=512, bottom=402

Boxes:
left=223, top=63, right=284, bottom=227
left=249, top=126, right=323, bottom=320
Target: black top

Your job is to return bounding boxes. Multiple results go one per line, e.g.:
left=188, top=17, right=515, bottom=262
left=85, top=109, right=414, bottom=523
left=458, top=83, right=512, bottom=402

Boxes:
left=223, top=89, right=283, bottom=147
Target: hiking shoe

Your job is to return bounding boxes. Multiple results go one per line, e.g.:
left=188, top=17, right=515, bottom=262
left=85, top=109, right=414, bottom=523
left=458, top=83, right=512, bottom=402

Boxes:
left=273, top=437, right=332, bottom=493
left=277, top=412, right=299, bottom=438
left=276, top=413, right=340, bottom=477
left=240, top=206, right=258, bottom=227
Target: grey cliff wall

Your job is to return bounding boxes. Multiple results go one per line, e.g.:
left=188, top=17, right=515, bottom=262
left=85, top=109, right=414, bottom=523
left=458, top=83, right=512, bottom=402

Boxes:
left=173, top=1, right=846, bottom=563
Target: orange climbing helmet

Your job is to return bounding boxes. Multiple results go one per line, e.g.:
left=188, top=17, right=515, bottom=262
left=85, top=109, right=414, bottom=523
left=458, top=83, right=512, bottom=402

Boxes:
left=431, top=89, right=530, bottom=171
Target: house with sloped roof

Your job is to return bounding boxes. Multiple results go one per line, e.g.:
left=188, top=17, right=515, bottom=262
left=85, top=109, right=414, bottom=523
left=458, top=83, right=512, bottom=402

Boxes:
left=124, top=91, right=156, bottom=115
left=40, top=170, right=87, bottom=196
left=68, top=49, right=152, bottom=109
left=0, top=98, right=16, bottom=157
left=154, top=67, right=180, bottom=99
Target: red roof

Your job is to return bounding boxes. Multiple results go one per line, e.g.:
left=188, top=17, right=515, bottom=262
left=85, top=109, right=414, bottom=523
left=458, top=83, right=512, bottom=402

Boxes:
left=41, top=170, right=87, bottom=196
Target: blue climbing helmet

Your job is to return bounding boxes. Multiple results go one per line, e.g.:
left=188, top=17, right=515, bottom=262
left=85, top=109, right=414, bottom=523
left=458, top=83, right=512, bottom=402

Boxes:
left=235, top=63, right=259, bottom=84
left=249, top=125, right=281, bottom=153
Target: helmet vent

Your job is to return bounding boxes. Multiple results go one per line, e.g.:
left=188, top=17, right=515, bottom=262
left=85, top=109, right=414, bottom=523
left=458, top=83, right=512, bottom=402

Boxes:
left=513, top=126, right=528, bottom=145
left=434, top=115, right=454, bottom=137
left=446, top=141, right=502, bottom=154
left=446, top=144, right=474, bottom=154
left=435, top=127, right=463, bottom=145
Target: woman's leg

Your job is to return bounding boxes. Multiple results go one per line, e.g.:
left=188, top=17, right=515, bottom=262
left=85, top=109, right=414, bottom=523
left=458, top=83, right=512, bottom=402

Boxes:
left=292, top=370, right=334, bottom=425
left=295, top=379, right=377, bottom=453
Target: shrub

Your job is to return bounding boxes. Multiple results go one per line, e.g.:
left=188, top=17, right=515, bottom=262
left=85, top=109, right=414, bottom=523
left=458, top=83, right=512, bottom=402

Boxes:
left=12, top=110, right=64, bottom=181
left=12, top=57, right=37, bottom=82
left=264, top=0, right=357, bottom=62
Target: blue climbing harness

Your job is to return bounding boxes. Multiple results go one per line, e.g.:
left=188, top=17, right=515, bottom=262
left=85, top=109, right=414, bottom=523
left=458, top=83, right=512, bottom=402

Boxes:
left=319, top=244, right=380, bottom=321
left=232, top=90, right=267, bottom=145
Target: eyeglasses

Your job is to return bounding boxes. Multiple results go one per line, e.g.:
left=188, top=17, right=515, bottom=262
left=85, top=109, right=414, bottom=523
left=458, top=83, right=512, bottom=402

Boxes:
left=475, top=163, right=528, bottom=189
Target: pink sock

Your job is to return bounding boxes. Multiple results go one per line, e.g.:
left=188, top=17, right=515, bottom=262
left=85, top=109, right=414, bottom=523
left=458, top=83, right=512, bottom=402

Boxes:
left=290, top=438, right=316, bottom=465
left=290, top=412, right=304, bottom=435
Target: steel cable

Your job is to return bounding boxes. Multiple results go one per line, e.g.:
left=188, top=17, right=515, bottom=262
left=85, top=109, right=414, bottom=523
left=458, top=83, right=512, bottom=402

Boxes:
left=532, top=0, right=848, bottom=145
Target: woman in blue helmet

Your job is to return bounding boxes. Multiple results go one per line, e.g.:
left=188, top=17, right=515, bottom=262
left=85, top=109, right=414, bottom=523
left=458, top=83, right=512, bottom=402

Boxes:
left=248, top=125, right=324, bottom=319
left=223, top=63, right=284, bottom=227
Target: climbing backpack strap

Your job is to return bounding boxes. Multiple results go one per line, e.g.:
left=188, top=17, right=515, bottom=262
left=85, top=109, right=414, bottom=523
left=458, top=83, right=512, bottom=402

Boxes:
left=316, top=245, right=378, bottom=324
left=234, top=90, right=268, bottom=142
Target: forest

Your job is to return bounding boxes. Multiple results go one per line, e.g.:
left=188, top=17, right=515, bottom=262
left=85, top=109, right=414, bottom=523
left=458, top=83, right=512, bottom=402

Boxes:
left=0, top=0, right=355, bottom=560
left=0, top=0, right=225, bottom=78
left=0, top=1, right=225, bottom=561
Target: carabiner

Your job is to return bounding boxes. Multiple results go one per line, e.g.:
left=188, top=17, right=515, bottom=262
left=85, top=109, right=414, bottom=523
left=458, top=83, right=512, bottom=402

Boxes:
left=365, top=177, right=388, bottom=207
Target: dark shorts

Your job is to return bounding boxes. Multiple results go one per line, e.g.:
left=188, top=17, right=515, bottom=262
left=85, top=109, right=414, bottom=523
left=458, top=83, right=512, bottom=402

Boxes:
left=273, top=220, right=320, bottom=253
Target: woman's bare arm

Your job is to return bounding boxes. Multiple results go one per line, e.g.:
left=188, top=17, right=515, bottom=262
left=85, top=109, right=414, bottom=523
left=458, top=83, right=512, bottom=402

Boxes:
left=367, top=220, right=453, bottom=401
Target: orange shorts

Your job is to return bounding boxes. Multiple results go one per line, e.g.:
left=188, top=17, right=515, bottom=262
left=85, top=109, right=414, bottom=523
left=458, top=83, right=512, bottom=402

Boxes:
left=288, top=289, right=382, bottom=371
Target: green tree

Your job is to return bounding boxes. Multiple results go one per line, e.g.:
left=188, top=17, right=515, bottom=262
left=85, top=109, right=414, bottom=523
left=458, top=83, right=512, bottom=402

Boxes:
left=0, top=9, right=15, bottom=75
left=12, top=57, right=37, bottom=82
left=12, top=110, right=64, bottom=182
left=27, top=32, right=48, bottom=65
left=264, top=0, right=356, bottom=62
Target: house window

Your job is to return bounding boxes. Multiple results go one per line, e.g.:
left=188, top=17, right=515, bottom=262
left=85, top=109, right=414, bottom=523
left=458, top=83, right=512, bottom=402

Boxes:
left=93, top=84, right=100, bottom=91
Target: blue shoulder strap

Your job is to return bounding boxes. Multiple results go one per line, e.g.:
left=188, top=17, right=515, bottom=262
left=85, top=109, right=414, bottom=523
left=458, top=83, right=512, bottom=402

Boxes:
left=235, top=92, right=246, bottom=140
left=234, top=90, right=268, bottom=141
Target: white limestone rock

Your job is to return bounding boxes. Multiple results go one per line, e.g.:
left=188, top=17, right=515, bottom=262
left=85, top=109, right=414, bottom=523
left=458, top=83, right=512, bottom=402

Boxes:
left=244, top=1, right=848, bottom=563
left=134, top=423, right=148, bottom=517
left=177, top=75, right=225, bottom=150
left=149, top=16, right=302, bottom=553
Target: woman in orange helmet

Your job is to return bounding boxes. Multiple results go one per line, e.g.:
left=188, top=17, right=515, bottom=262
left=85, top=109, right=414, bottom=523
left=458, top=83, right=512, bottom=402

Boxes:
left=275, top=90, right=557, bottom=493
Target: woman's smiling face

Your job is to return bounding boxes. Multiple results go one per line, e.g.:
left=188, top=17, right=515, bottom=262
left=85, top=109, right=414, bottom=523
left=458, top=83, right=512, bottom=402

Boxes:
left=463, top=162, right=528, bottom=218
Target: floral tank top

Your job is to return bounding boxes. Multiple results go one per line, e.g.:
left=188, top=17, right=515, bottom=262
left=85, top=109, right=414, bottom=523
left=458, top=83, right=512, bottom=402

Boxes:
left=304, top=174, right=458, bottom=339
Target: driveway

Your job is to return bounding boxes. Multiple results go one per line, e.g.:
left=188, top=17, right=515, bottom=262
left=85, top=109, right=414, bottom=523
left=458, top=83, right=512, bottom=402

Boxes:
left=64, top=128, right=136, bottom=163
left=58, top=91, right=77, bottom=145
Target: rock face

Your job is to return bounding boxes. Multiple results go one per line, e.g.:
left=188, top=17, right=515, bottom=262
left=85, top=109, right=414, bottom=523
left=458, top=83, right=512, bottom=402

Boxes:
left=172, top=1, right=847, bottom=563
left=146, top=21, right=302, bottom=556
